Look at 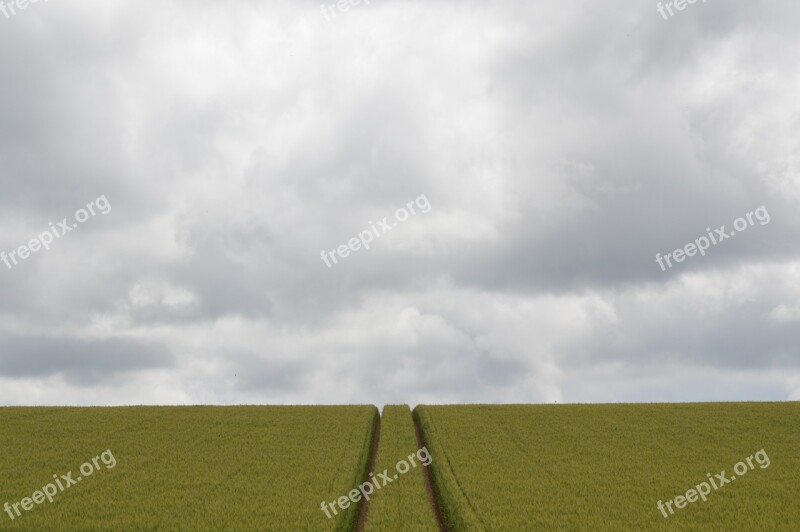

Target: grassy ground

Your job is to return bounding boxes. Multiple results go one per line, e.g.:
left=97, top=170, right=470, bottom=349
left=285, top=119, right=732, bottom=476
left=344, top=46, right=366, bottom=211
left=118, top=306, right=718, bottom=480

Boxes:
left=415, top=403, right=800, bottom=531
left=0, top=405, right=378, bottom=531
left=2, top=403, right=796, bottom=530
left=364, top=405, right=439, bottom=531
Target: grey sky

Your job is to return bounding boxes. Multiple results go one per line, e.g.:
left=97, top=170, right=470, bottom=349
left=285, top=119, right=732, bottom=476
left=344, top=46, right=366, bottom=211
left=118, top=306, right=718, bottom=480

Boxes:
left=1, top=0, right=798, bottom=406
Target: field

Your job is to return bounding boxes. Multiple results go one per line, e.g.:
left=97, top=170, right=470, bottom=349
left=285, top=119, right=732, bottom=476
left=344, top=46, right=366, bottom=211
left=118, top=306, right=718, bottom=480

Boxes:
left=415, top=402, right=800, bottom=531
left=364, top=405, right=439, bottom=531
left=0, top=406, right=378, bottom=531
left=1, top=402, right=798, bottom=530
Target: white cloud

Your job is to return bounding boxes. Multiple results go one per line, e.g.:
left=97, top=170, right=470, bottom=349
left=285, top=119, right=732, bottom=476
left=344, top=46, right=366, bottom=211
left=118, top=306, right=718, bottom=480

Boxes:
left=0, top=0, right=799, bottom=405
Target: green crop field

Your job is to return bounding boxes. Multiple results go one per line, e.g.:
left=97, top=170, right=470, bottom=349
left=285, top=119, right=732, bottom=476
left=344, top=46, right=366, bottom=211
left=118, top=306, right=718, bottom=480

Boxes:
left=0, top=406, right=378, bottom=531
left=364, top=405, right=439, bottom=532
left=415, top=402, right=800, bottom=531
left=2, top=403, right=797, bottom=530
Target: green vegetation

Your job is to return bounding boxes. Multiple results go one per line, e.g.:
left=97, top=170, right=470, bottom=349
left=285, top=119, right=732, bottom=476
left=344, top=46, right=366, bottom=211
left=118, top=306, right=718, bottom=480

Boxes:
left=2, top=403, right=797, bottom=530
left=0, top=405, right=378, bottom=531
left=364, top=405, right=439, bottom=531
left=415, top=402, right=800, bottom=531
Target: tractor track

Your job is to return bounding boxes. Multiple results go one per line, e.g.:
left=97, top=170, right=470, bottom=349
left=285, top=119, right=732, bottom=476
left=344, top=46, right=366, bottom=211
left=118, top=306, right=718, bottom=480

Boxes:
left=413, top=412, right=447, bottom=532
left=356, top=416, right=380, bottom=531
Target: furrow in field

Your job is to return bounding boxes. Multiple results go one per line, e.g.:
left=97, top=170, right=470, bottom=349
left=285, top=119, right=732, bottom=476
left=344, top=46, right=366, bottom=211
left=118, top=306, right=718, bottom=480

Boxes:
left=413, top=406, right=487, bottom=531
left=363, top=405, right=440, bottom=532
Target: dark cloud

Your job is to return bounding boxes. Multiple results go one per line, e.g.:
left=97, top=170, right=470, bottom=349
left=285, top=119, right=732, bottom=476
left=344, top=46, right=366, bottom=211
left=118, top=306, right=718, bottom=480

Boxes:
left=0, top=335, right=172, bottom=385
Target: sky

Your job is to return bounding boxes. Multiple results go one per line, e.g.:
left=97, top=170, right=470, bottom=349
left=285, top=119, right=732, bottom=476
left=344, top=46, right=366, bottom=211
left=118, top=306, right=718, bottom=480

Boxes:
left=0, top=0, right=798, bottom=406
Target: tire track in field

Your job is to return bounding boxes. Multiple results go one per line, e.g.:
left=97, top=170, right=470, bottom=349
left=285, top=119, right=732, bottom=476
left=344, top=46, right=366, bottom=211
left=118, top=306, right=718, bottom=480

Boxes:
left=356, top=416, right=381, bottom=531
left=413, top=413, right=448, bottom=532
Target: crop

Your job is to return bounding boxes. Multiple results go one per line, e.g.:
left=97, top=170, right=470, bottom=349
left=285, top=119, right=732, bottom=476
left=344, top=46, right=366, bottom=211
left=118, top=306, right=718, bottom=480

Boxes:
left=3, top=402, right=796, bottom=530
left=415, top=402, right=800, bottom=531
left=364, top=405, right=439, bottom=531
left=0, top=405, right=378, bottom=531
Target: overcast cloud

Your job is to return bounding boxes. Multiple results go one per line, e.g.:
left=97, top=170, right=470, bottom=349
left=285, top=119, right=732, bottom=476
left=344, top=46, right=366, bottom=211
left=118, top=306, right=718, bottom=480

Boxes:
left=1, top=0, right=799, bottom=406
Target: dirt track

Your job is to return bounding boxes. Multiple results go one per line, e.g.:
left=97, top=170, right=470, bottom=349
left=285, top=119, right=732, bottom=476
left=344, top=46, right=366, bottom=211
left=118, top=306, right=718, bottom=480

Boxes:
left=414, top=413, right=447, bottom=532
left=356, top=417, right=381, bottom=531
